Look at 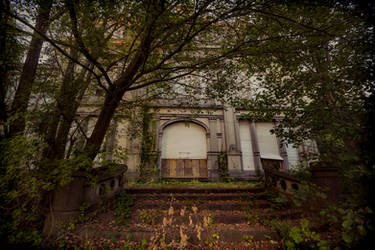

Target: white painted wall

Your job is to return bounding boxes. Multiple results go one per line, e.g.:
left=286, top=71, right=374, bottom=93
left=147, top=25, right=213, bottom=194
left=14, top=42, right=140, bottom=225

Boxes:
left=255, top=122, right=282, bottom=160
left=239, top=121, right=255, bottom=171
left=286, top=143, right=299, bottom=169
left=162, top=122, right=207, bottom=159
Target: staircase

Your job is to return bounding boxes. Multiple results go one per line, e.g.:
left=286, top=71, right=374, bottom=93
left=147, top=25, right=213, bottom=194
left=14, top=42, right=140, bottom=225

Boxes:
left=65, top=185, right=307, bottom=249
left=118, top=186, right=295, bottom=249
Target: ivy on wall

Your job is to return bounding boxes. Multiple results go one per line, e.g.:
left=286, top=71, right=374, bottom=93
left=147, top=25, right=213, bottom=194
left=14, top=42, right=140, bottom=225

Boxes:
left=217, top=151, right=230, bottom=182
left=139, top=106, right=159, bottom=183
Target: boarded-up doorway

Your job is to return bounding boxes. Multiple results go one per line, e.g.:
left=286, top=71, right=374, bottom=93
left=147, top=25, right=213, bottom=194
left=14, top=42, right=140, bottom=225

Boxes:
left=161, top=122, right=207, bottom=178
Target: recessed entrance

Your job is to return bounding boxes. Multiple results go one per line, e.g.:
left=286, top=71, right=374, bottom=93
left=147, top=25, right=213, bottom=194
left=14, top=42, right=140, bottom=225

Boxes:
left=161, top=122, right=207, bottom=178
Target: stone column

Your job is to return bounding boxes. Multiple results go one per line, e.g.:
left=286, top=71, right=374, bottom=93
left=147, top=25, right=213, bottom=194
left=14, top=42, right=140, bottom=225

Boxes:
left=208, top=117, right=219, bottom=181
left=250, top=121, right=262, bottom=174
left=274, top=118, right=289, bottom=170
left=105, top=118, right=118, bottom=160
left=223, top=106, right=242, bottom=176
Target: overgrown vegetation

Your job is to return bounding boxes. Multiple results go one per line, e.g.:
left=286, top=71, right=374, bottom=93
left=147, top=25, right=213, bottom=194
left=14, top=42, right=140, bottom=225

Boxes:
left=271, top=218, right=330, bottom=249
left=0, top=0, right=373, bottom=247
left=265, top=177, right=373, bottom=248
left=139, top=209, right=159, bottom=225
left=217, top=151, right=230, bottom=182
left=138, top=106, right=159, bottom=183
left=114, top=191, right=134, bottom=225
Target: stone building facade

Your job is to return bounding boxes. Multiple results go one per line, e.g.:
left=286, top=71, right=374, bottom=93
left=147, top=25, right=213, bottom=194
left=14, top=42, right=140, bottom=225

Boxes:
left=78, top=97, right=318, bottom=182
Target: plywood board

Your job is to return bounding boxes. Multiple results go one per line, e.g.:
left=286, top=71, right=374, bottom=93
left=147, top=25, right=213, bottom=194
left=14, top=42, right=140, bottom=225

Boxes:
left=177, top=159, right=184, bottom=177
left=192, top=160, right=200, bottom=177
left=199, top=159, right=208, bottom=177
left=184, top=159, right=193, bottom=177
left=161, top=159, right=169, bottom=177
left=169, top=159, right=177, bottom=177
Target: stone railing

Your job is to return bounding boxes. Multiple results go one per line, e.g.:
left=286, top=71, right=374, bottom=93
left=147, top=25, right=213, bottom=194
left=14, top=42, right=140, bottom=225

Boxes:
left=263, top=162, right=340, bottom=203
left=43, top=163, right=127, bottom=236
left=84, top=164, right=128, bottom=204
left=263, top=165, right=301, bottom=192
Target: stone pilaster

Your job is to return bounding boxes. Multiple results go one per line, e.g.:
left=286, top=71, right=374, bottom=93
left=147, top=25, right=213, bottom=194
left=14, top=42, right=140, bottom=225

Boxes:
left=250, top=121, right=263, bottom=174
left=223, top=106, right=242, bottom=174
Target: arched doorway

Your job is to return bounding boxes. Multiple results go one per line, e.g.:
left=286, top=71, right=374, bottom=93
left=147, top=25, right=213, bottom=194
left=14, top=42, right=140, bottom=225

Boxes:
left=161, top=121, right=208, bottom=178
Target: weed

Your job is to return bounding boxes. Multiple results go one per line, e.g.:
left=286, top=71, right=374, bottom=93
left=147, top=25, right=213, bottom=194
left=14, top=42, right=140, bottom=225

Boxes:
left=265, top=189, right=289, bottom=209
left=139, top=209, right=158, bottom=225
left=320, top=206, right=372, bottom=248
left=114, top=190, right=134, bottom=224
left=203, top=213, right=213, bottom=227
left=245, top=214, right=260, bottom=225
left=243, top=234, right=255, bottom=244
left=264, top=234, right=272, bottom=240
left=79, top=202, right=92, bottom=222
left=271, top=218, right=330, bottom=249
left=205, top=233, right=219, bottom=247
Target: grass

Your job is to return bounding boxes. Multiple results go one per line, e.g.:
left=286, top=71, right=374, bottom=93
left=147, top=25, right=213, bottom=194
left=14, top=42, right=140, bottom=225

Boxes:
left=126, top=180, right=264, bottom=188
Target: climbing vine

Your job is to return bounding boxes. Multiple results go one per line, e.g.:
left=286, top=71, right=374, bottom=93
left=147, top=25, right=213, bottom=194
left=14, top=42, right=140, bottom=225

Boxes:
left=139, top=106, right=159, bottom=183
left=217, top=151, right=230, bottom=182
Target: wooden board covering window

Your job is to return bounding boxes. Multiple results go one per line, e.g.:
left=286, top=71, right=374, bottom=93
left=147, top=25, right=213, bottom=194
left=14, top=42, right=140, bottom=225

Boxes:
left=161, top=159, right=207, bottom=178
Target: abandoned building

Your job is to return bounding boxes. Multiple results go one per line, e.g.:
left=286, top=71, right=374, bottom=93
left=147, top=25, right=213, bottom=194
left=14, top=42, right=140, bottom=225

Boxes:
left=77, top=92, right=318, bottom=182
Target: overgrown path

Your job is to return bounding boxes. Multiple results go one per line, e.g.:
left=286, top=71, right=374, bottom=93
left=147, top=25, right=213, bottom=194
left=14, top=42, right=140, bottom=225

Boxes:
left=59, top=183, right=332, bottom=249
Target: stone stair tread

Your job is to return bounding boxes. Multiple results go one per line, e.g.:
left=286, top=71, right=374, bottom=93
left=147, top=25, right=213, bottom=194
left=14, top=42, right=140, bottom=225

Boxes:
left=63, top=186, right=305, bottom=249
left=132, top=201, right=270, bottom=210
left=132, top=192, right=266, bottom=198
left=133, top=199, right=269, bottom=205
left=115, top=224, right=278, bottom=242
left=124, top=186, right=265, bottom=194
left=130, top=208, right=302, bottom=225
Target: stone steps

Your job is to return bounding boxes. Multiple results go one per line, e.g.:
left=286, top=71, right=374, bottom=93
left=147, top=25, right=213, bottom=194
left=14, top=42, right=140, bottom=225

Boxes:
left=124, top=186, right=265, bottom=194
left=131, top=208, right=302, bottom=225
left=131, top=192, right=267, bottom=201
left=115, top=185, right=287, bottom=248
left=67, top=185, right=302, bottom=249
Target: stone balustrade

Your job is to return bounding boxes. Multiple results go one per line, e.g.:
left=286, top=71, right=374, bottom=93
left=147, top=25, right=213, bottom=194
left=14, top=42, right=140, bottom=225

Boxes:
left=263, top=165, right=301, bottom=192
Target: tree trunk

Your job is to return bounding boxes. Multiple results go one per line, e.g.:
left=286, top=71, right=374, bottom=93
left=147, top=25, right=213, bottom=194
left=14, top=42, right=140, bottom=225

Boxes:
left=43, top=50, right=78, bottom=160
left=9, top=0, right=53, bottom=136
left=0, top=0, right=8, bottom=124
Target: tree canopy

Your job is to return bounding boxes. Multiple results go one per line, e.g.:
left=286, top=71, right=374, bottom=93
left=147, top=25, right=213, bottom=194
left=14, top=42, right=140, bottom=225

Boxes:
left=0, top=0, right=373, bottom=247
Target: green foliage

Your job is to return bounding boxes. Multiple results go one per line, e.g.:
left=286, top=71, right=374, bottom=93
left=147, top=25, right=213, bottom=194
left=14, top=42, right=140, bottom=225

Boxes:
left=139, top=209, right=158, bottom=225
left=242, top=234, right=254, bottom=245
left=245, top=214, right=260, bottom=225
left=204, top=233, right=219, bottom=248
left=271, top=219, right=329, bottom=250
left=114, top=190, right=134, bottom=225
left=319, top=206, right=373, bottom=248
left=139, top=106, right=159, bottom=183
left=0, top=136, right=48, bottom=246
left=264, top=234, right=272, bottom=240
left=289, top=164, right=312, bottom=181
left=265, top=189, right=290, bottom=210
left=79, top=202, right=92, bottom=223
left=289, top=182, right=327, bottom=211
left=216, top=151, right=230, bottom=182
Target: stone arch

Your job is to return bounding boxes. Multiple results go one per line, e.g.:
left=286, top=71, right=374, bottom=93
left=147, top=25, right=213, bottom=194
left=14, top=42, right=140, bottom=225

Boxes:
left=159, top=119, right=209, bottom=178
left=159, top=118, right=210, bottom=137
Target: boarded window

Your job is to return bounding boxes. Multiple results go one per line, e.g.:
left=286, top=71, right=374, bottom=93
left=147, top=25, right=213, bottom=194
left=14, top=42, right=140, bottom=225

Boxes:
left=161, top=122, right=207, bottom=159
left=239, top=120, right=255, bottom=171
left=255, top=122, right=282, bottom=161
left=286, top=143, right=299, bottom=169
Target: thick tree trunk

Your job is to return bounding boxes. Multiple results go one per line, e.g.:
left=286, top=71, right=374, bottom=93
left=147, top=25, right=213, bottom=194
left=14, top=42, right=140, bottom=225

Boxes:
left=10, top=0, right=52, bottom=136
left=43, top=2, right=157, bottom=238
left=84, top=91, right=122, bottom=160
left=83, top=35, right=153, bottom=160
left=0, top=0, right=10, bottom=135
left=43, top=51, right=77, bottom=160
